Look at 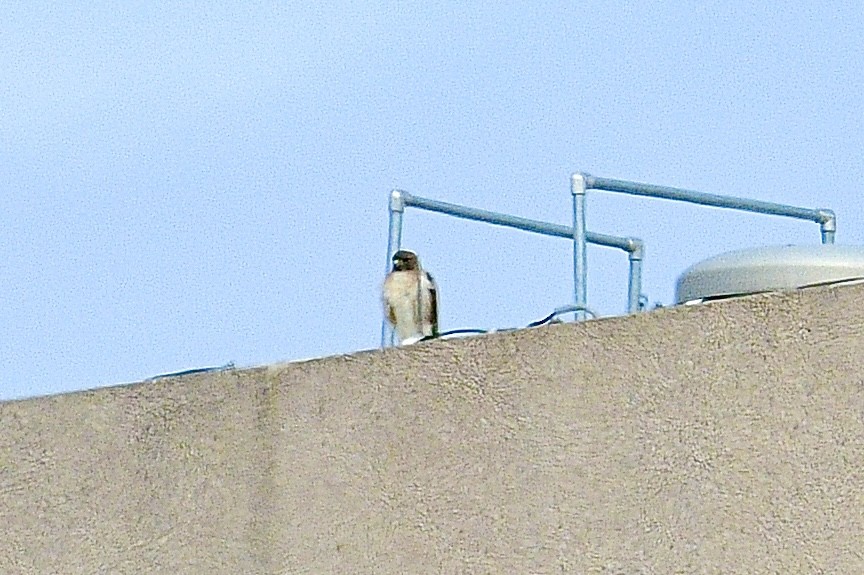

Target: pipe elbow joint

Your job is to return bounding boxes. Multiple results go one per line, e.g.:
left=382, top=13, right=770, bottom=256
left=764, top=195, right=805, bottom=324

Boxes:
left=570, top=172, right=589, bottom=196
left=818, top=209, right=836, bottom=231
left=389, top=189, right=408, bottom=212
left=625, top=237, right=645, bottom=260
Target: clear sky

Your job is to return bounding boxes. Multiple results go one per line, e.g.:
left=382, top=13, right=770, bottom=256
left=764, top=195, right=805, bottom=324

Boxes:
left=2, top=1, right=862, bottom=400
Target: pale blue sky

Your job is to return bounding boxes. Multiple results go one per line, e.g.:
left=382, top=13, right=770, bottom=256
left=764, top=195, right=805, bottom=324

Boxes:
left=2, top=1, right=862, bottom=399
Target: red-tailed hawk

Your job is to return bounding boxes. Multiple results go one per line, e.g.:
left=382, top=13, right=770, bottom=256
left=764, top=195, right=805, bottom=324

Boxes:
left=382, top=250, right=439, bottom=345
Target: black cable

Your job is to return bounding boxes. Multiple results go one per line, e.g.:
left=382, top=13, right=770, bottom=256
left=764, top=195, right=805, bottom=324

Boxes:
left=147, top=362, right=235, bottom=381
left=527, top=304, right=598, bottom=327
left=420, top=328, right=488, bottom=341
left=526, top=311, right=559, bottom=328
left=419, top=304, right=598, bottom=342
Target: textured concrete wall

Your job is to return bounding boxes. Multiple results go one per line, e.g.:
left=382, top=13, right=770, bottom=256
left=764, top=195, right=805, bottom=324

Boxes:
left=3, top=284, right=864, bottom=573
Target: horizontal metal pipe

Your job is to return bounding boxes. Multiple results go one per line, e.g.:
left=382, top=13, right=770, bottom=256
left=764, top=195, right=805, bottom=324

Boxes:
left=585, top=175, right=830, bottom=224
left=401, top=192, right=640, bottom=253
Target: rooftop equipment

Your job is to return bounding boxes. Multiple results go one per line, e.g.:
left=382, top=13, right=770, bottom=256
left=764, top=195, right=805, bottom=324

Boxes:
left=676, top=245, right=864, bottom=304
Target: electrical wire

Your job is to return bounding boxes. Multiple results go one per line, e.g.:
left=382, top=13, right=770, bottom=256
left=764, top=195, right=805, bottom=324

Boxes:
left=420, top=303, right=599, bottom=342
left=147, top=362, right=236, bottom=381
left=526, top=304, right=598, bottom=327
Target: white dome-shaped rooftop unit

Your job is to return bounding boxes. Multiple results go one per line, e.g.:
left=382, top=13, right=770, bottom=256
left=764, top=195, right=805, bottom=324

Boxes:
left=675, top=245, right=864, bottom=304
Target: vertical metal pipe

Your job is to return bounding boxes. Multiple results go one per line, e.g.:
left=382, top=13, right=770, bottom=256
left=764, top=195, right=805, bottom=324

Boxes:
left=820, top=210, right=836, bottom=244
left=386, top=190, right=406, bottom=261
left=381, top=190, right=406, bottom=347
left=627, top=249, right=644, bottom=313
left=571, top=173, right=588, bottom=321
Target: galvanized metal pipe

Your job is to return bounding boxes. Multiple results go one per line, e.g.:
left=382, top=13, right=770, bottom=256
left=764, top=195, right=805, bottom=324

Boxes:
left=386, top=190, right=406, bottom=261
left=583, top=174, right=836, bottom=244
left=571, top=173, right=588, bottom=321
left=381, top=190, right=646, bottom=347
left=401, top=191, right=638, bottom=251
left=820, top=212, right=837, bottom=244
left=627, top=241, right=645, bottom=313
left=402, top=191, right=644, bottom=310
left=381, top=190, right=406, bottom=347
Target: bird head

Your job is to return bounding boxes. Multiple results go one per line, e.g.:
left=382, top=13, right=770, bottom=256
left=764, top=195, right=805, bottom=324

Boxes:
left=391, top=250, right=419, bottom=272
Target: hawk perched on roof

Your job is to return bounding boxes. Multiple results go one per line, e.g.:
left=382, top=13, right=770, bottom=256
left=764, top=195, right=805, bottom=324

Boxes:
left=382, top=250, right=439, bottom=345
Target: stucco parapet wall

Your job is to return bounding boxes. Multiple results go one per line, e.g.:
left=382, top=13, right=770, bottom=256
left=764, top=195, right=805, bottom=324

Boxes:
left=2, top=283, right=864, bottom=573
